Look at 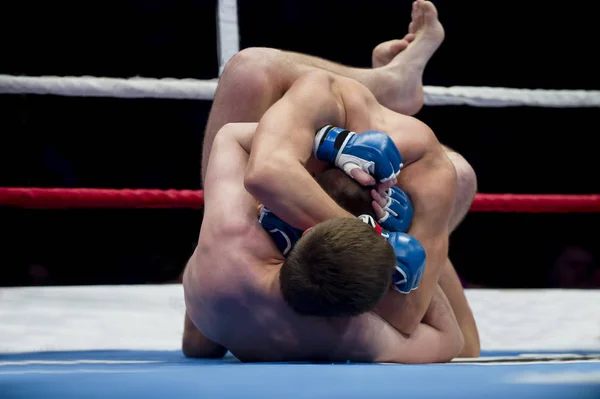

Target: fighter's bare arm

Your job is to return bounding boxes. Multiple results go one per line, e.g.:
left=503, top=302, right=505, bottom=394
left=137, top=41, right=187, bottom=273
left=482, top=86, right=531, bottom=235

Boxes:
left=305, top=77, right=458, bottom=337
left=182, top=123, right=258, bottom=358
left=439, top=260, right=481, bottom=357
left=358, top=284, right=463, bottom=364
left=244, top=71, right=353, bottom=230
left=182, top=311, right=227, bottom=358
left=375, top=119, right=457, bottom=335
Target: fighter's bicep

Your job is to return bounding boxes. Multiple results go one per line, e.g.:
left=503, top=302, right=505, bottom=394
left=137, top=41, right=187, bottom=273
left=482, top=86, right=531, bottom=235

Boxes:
left=254, top=100, right=315, bottom=162
left=251, top=71, right=346, bottom=165
left=203, top=124, right=260, bottom=229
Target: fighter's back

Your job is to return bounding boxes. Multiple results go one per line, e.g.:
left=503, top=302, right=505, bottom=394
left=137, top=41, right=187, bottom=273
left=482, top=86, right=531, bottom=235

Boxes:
left=186, top=219, right=366, bottom=362
left=183, top=116, right=447, bottom=364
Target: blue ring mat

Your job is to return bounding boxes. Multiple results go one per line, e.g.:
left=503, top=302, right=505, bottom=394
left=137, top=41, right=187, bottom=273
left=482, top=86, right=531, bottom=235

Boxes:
left=2, top=350, right=599, bottom=398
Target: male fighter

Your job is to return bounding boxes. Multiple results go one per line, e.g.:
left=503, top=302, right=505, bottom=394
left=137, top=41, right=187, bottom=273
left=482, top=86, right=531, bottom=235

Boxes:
left=183, top=0, right=479, bottom=360
left=184, top=121, right=465, bottom=363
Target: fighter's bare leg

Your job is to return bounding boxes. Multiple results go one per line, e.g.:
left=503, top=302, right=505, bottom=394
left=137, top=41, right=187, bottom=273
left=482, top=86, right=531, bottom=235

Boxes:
left=439, top=146, right=480, bottom=357
left=373, top=0, right=445, bottom=116
left=443, top=146, right=477, bottom=233
left=202, top=0, right=444, bottom=181
left=282, top=0, right=444, bottom=116
left=201, top=47, right=411, bottom=180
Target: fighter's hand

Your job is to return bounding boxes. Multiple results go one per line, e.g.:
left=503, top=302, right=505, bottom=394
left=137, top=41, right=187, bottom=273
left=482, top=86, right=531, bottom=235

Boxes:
left=314, top=125, right=403, bottom=186
left=371, top=185, right=414, bottom=232
left=357, top=214, right=425, bottom=293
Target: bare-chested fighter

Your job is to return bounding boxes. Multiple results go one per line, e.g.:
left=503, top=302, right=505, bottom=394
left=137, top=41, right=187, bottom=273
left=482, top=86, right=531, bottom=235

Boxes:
left=183, top=0, right=479, bottom=362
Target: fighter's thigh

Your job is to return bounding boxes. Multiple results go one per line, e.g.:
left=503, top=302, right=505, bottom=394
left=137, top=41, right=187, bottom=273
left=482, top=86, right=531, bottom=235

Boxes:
left=441, top=145, right=477, bottom=193
left=440, top=145, right=477, bottom=232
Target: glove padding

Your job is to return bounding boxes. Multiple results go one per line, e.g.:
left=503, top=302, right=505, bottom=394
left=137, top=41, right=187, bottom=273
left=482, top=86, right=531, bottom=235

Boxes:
left=358, top=214, right=425, bottom=294
left=314, top=125, right=403, bottom=183
left=258, top=206, right=303, bottom=257
left=377, top=186, right=414, bottom=233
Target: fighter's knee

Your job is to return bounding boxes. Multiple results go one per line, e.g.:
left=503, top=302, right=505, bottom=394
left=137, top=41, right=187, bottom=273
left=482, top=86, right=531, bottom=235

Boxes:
left=459, top=329, right=481, bottom=358
left=216, top=48, right=284, bottom=104
left=446, top=151, right=477, bottom=205
left=221, top=47, right=282, bottom=89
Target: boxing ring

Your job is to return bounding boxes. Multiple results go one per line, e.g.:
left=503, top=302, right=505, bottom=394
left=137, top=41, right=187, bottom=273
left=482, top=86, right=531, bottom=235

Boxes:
left=1, top=286, right=600, bottom=398
left=1, top=0, right=600, bottom=397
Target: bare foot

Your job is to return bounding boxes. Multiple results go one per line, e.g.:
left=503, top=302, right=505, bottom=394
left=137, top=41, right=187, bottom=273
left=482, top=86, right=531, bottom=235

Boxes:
left=372, top=34, right=415, bottom=68
left=374, top=0, right=445, bottom=115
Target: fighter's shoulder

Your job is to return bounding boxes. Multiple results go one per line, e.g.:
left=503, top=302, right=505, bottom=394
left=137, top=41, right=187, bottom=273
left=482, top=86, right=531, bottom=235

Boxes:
left=194, top=227, right=280, bottom=283
left=201, top=217, right=273, bottom=255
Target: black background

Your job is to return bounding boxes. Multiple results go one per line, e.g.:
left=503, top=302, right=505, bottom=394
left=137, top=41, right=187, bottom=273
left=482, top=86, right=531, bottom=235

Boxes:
left=0, top=0, right=598, bottom=287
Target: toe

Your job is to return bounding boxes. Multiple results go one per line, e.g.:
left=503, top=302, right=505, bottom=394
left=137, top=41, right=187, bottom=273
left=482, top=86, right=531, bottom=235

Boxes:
left=422, top=1, right=439, bottom=24
left=411, top=2, right=418, bottom=25
left=404, top=33, right=416, bottom=42
left=372, top=39, right=409, bottom=68
left=388, top=39, right=410, bottom=54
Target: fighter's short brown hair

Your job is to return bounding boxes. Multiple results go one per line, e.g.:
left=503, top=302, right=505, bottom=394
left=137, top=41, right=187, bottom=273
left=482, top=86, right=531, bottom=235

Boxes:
left=279, top=168, right=395, bottom=317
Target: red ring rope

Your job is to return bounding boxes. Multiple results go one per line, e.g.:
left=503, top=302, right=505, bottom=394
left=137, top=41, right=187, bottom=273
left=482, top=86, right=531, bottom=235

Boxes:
left=0, top=187, right=599, bottom=213
left=0, top=188, right=204, bottom=209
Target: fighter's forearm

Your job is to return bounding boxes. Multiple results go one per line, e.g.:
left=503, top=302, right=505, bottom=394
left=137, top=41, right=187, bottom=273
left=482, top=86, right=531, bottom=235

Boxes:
left=244, top=71, right=352, bottom=230
left=391, top=151, right=457, bottom=333
left=245, top=154, right=352, bottom=230
left=420, top=284, right=464, bottom=359
left=438, top=259, right=480, bottom=357
left=402, top=236, right=449, bottom=326
left=374, top=235, right=448, bottom=335
left=380, top=284, right=464, bottom=364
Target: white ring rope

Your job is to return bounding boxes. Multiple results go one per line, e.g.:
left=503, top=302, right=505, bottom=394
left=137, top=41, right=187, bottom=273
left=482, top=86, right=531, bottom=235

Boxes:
left=1, top=74, right=599, bottom=107
left=0, top=75, right=218, bottom=101
left=2, top=1, right=597, bottom=107
left=424, top=86, right=600, bottom=108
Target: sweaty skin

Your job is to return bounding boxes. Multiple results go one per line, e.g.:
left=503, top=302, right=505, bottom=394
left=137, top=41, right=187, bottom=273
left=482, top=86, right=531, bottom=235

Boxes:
left=183, top=123, right=463, bottom=363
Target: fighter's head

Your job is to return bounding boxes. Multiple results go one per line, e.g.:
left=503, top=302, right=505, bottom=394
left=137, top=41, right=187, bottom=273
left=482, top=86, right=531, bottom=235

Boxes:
left=279, top=169, right=396, bottom=317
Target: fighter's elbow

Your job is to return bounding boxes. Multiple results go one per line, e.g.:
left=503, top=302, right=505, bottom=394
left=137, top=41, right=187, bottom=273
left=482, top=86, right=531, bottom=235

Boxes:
left=459, top=330, right=481, bottom=358
left=451, top=328, right=466, bottom=360
left=397, top=315, right=421, bottom=337
left=459, top=342, right=481, bottom=358
left=244, top=158, right=282, bottom=197
left=182, top=339, right=227, bottom=359
left=431, top=317, right=465, bottom=363
left=433, top=328, right=464, bottom=363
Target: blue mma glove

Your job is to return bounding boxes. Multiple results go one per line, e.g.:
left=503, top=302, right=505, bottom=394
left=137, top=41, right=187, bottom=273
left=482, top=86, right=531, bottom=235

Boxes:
left=377, top=186, right=414, bottom=233
left=357, top=214, right=425, bottom=294
left=314, top=125, right=403, bottom=183
left=258, top=205, right=303, bottom=257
